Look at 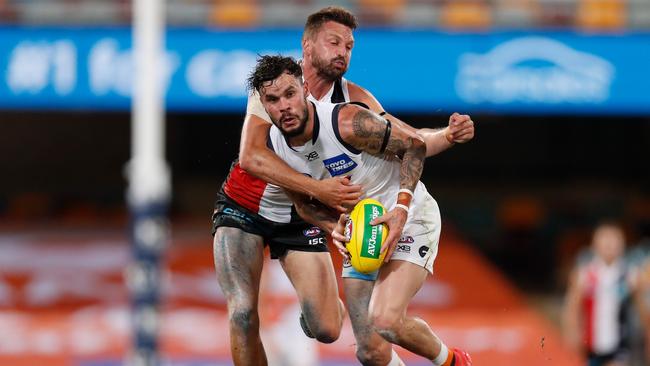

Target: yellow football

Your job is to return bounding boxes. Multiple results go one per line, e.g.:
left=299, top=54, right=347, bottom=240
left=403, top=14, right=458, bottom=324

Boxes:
left=345, top=198, right=389, bottom=274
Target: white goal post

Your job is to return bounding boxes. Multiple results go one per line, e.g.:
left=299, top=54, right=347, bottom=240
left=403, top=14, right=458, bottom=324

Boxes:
left=127, top=0, right=169, bottom=365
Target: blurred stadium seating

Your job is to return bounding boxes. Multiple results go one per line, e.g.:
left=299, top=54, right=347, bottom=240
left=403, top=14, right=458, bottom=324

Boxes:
left=1, top=0, right=650, bottom=29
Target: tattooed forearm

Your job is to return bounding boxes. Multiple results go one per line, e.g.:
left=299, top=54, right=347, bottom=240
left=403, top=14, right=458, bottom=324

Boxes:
left=285, top=190, right=338, bottom=234
left=347, top=105, right=426, bottom=191
left=382, top=122, right=426, bottom=191
left=351, top=109, right=388, bottom=154
left=400, top=139, right=426, bottom=192
left=385, top=136, right=406, bottom=158
left=297, top=200, right=338, bottom=234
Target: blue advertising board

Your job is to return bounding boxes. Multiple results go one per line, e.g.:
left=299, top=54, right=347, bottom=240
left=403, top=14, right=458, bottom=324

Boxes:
left=0, top=27, right=648, bottom=114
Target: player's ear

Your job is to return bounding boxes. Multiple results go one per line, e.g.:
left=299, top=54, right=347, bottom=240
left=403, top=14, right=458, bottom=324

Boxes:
left=303, top=80, right=309, bottom=96
left=302, top=37, right=311, bottom=57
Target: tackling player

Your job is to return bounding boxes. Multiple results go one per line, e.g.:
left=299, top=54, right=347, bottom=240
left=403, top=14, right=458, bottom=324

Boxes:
left=212, top=7, right=474, bottom=366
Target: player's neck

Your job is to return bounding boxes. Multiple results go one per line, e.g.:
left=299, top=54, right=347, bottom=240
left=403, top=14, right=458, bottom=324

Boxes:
left=302, top=64, right=335, bottom=101
left=287, top=102, right=315, bottom=147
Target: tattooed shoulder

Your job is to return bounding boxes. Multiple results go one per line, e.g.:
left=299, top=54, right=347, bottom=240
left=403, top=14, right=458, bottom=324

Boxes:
left=349, top=107, right=389, bottom=154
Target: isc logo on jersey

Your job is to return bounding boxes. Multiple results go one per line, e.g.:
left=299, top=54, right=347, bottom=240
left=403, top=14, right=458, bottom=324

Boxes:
left=346, top=198, right=388, bottom=273
left=323, top=154, right=357, bottom=176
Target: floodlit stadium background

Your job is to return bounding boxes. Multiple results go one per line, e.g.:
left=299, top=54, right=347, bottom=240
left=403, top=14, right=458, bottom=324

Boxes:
left=1, top=1, right=649, bottom=365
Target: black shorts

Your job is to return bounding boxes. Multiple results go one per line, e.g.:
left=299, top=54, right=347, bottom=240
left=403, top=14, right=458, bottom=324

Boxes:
left=211, top=191, right=329, bottom=259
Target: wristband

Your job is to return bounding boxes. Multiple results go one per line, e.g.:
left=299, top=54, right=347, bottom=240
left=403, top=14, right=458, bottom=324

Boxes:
left=378, top=119, right=392, bottom=154
left=398, top=189, right=413, bottom=198
left=394, top=204, right=409, bottom=213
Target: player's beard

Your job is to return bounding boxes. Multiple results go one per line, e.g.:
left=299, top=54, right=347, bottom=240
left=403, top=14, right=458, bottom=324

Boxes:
left=312, top=53, right=347, bottom=80
left=277, top=103, right=309, bottom=138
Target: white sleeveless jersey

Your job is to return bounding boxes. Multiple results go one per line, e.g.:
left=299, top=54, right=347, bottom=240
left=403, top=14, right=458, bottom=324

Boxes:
left=577, top=257, right=633, bottom=355
left=230, top=78, right=351, bottom=223
left=267, top=100, right=429, bottom=213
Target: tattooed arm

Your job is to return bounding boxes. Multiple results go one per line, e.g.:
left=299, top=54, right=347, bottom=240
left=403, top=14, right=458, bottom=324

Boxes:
left=337, top=104, right=426, bottom=193
left=347, top=81, right=474, bottom=157
left=285, top=190, right=339, bottom=234
left=336, top=104, right=426, bottom=262
left=285, top=190, right=354, bottom=259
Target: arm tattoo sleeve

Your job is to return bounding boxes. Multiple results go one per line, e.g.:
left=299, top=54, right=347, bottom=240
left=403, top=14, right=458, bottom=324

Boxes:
left=285, top=190, right=338, bottom=234
left=398, top=142, right=425, bottom=192
left=298, top=200, right=338, bottom=234
left=351, top=109, right=389, bottom=154
left=350, top=108, right=426, bottom=192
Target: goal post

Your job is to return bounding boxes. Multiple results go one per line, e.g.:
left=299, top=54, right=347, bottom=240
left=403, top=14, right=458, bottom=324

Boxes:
left=126, top=0, right=169, bottom=365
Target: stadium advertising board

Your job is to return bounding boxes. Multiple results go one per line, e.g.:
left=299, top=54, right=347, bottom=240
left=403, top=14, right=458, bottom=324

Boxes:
left=0, top=27, right=648, bottom=114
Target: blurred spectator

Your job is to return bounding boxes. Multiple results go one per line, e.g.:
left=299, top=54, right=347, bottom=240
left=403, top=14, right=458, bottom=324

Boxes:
left=562, top=221, right=644, bottom=366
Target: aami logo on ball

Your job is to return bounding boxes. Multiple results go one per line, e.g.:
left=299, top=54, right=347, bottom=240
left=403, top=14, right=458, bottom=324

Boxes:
left=323, top=154, right=357, bottom=176
left=361, top=204, right=383, bottom=259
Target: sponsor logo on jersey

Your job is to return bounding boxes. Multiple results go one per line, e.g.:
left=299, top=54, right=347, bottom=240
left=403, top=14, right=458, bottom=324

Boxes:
left=303, top=227, right=322, bottom=237
left=396, top=244, right=411, bottom=253
left=323, top=154, right=357, bottom=176
left=418, top=245, right=429, bottom=258
left=361, top=204, right=383, bottom=259
left=398, top=235, right=414, bottom=244
left=305, top=151, right=320, bottom=161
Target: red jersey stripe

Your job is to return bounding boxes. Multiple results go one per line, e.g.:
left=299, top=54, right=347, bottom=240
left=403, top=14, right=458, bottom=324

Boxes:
left=223, top=163, right=267, bottom=213
left=582, top=269, right=597, bottom=351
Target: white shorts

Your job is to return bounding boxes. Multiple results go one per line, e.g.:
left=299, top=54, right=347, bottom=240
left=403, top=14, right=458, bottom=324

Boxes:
left=342, top=193, right=441, bottom=281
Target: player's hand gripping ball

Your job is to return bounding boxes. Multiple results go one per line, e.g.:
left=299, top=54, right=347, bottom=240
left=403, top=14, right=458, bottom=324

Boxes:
left=345, top=198, right=389, bottom=273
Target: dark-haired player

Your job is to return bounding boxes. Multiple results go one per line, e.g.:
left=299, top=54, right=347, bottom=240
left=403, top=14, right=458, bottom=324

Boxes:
left=249, top=54, right=472, bottom=366
left=212, top=7, right=474, bottom=366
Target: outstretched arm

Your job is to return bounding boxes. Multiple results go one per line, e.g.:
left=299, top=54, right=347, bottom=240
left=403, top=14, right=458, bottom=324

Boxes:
left=347, top=82, right=474, bottom=157
left=337, top=104, right=427, bottom=262
left=238, top=96, right=362, bottom=212
left=238, top=114, right=317, bottom=194
left=417, top=112, right=474, bottom=155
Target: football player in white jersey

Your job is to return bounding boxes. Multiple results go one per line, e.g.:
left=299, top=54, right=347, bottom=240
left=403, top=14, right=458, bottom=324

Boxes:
left=213, top=7, right=474, bottom=366
left=250, top=55, right=473, bottom=366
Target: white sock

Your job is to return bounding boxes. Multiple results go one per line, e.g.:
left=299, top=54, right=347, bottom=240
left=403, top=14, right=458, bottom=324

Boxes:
left=387, top=349, right=404, bottom=366
left=432, top=343, right=450, bottom=366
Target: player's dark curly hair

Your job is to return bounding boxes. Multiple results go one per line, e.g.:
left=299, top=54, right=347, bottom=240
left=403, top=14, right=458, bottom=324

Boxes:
left=303, top=7, right=357, bottom=41
left=247, top=55, right=303, bottom=93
